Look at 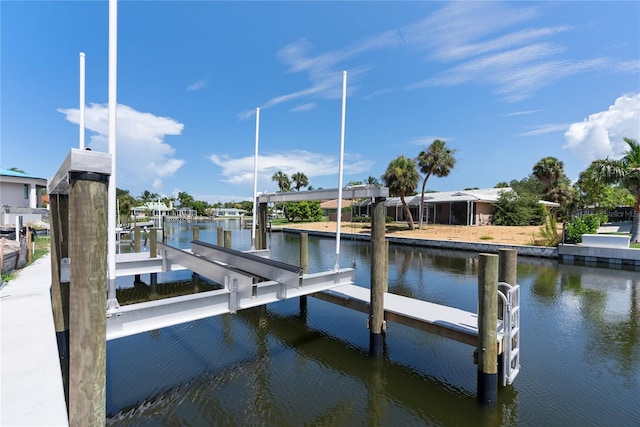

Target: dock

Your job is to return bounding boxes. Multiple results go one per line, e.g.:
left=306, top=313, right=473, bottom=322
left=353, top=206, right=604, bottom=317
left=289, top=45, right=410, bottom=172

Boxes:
left=0, top=254, right=69, bottom=426
left=315, top=284, right=505, bottom=352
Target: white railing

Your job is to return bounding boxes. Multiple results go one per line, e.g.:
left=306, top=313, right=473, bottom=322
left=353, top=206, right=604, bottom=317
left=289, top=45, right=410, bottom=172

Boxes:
left=498, top=282, right=520, bottom=386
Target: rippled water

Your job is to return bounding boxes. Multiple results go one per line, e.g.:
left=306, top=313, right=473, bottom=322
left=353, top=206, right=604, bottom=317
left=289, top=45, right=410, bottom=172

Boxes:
left=107, top=222, right=639, bottom=426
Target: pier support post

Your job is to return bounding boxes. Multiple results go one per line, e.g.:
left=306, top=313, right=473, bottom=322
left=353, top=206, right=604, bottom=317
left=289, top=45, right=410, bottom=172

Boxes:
left=224, top=230, right=232, bottom=249
left=383, top=240, right=389, bottom=292
left=369, top=196, right=387, bottom=356
left=498, top=249, right=517, bottom=287
left=477, top=253, right=499, bottom=405
left=68, top=171, right=108, bottom=425
left=257, top=202, right=268, bottom=250
left=192, top=225, right=199, bottom=242
left=217, top=226, right=223, bottom=246
left=133, top=225, right=141, bottom=252
left=497, top=249, right=517, bottom=379
left=149, top=228, right=157, bottom=258
left=49, top=193, right=70, bottom=408
left=498, top=248, right=517, bottom=321
left=299, top=233, right=308, bottom=317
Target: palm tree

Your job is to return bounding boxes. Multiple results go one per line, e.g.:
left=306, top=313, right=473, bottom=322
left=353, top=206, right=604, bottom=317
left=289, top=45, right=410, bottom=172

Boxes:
left=365, top=175, right=381, bottom=187
left=291, top=172, right=309, bottom=191
left=532, top=156, right=564, bottom=195
left=271, top=171, right=291, bottom=192
left=139, top=190, right=160, bottom=204
left=591, top=137, right=640, bottom=242
left=415, top=139, right=457, bottom=229
left=382, top=155, right=420, bottom=230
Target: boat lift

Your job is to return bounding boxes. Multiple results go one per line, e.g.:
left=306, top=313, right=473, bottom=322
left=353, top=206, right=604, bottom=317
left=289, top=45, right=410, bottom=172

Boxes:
left=106, top=241, right=355, bottom=341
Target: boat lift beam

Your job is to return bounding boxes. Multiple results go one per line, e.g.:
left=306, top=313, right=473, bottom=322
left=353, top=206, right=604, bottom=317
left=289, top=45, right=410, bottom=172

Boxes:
left=106, top=242, right=355, bottom=341
left=191, top=240, right=302, bottom=298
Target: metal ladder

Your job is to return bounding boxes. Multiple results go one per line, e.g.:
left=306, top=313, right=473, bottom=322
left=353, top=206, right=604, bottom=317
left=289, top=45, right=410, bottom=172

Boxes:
left=498, top=282, right=521, bottom=386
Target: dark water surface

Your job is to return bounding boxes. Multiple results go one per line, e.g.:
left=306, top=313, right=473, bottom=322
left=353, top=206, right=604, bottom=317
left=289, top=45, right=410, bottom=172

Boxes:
left=107, top=221, right=639, bottom=426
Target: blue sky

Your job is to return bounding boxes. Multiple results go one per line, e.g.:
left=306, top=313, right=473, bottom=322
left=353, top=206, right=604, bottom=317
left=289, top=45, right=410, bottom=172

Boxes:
left=2, top=1, right=639, bottom=204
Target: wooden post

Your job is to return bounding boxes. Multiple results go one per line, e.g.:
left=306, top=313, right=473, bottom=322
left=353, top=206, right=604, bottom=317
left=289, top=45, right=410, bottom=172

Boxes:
left=258, top=202, right=268, bottom=250
left=162, top=215, right=167, bottom=244
left=49, top=193, right=70, bottom=408
left=192, top=225, right=199, bottom=241
left=149, top=228, right=157, bottom=258
left=224, top=230, right=232, bottom=249
left=133, top=225, right=141, bottom=252
left=299, top=233, right=308, bottom=316
left=477, top=253, right=499, bottom=405
left=26, top=226, right=32, bottom=264
left=370, top=196, right=387, bottom=356
left=68, top=171, right=108, bottom=425
left=498, top=249, right=517, bottom=286
left=383, top=240, right=389, bottom=292
left=217, top=226, right=223, bottom=246
left=0, top=237, right=5, bottom=273
left=498, top=248, right=517, bottom=320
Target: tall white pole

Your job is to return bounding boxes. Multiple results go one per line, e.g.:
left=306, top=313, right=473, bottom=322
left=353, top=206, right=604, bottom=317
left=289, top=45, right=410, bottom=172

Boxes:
left=79, top=52, right=86, bottom=150
left=251, top=107, right=260, bottom=251
left=334, top=70, right=347, bottom=271
left=106, top=0, right=119, bottom=314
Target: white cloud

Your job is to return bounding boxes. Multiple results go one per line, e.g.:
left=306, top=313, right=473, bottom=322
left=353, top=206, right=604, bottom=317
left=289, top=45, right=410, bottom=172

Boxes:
left=519, top=123, right=572, bottom=137
left=245, top=2, right=637, bottom=118
left=564, top=93, right=640, bottom=162
left=503, top=110, right=542, bottom=117
left=209, top=150, right=373, bottom=190
left=402, top=3, right=631, bottom=101
left=290, top=103, right=317, bottom=113
left=186, top=79, right=207, bottom=91
left=58, top=103, right=186, bottom=191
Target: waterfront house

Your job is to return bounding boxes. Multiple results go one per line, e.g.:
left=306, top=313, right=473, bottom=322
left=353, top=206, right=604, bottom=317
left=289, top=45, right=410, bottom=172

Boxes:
left=0, top=168, right=48, bottom=226
left=320, top=199, right=354, bottom=221
left=357, top=187, right=557, bottom=226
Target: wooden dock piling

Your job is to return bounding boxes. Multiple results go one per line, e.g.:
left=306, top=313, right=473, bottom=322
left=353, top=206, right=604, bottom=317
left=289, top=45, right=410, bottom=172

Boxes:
left=369, top=196, right=387, bottom=356
left=224, top=230, right=232, bottom=249
left=133, top=225, right=141, bottom=252
left=299, top=233, right=308, bottom=316
left=149, top=228, right=157, bottom=258
left=68, top=171, right=108, bottom=425
left=217, top=226, right=223, bottom=246
left=192, top=225, right=199, bottom=241
left=498, top=248, right=517, bottom=286
left=49, top=193, right=70, bottom=407
left=257, top=203, right=268, bottom=250
left=477, top=253, right=499, bottom=405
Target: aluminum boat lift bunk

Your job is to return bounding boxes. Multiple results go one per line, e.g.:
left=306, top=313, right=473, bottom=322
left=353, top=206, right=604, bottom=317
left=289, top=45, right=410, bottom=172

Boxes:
left=106, top=241, right=354, bottom=341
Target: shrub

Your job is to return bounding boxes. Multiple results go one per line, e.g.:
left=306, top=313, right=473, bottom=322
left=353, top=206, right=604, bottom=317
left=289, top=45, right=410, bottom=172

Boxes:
left=492, top=191, right=546, bottom=226
left=564, top=213, right=607, bottom=243
left=538, top=215, right=561, bottom=246
left=284, top=201, right=324, bottom=222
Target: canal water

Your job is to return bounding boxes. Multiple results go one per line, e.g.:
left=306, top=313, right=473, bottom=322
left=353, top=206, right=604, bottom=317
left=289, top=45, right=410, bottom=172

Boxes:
left=107, top=221, right=639, bottom=426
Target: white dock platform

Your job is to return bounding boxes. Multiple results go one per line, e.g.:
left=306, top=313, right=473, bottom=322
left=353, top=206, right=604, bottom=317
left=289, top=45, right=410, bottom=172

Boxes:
left=315, top=284, right=505, bottom=352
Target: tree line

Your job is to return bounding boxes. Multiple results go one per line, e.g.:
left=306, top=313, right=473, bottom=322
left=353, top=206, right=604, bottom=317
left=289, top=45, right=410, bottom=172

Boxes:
left=379, top=137, right=639, bottom=242
left=115, top=188, right=253, bottom=220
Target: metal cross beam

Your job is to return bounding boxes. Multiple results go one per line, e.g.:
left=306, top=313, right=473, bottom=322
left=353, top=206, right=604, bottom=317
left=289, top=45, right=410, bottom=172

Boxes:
left=191, top=240, right=302, bottom=298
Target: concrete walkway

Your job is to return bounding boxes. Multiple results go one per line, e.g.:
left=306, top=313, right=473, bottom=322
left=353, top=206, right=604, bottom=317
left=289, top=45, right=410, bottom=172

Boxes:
left=1, top=253, right=69, bottom=426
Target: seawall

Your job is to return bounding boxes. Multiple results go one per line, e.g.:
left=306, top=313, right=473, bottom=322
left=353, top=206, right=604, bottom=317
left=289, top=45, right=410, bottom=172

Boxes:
left=282, top=228, right=558, bottom=258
